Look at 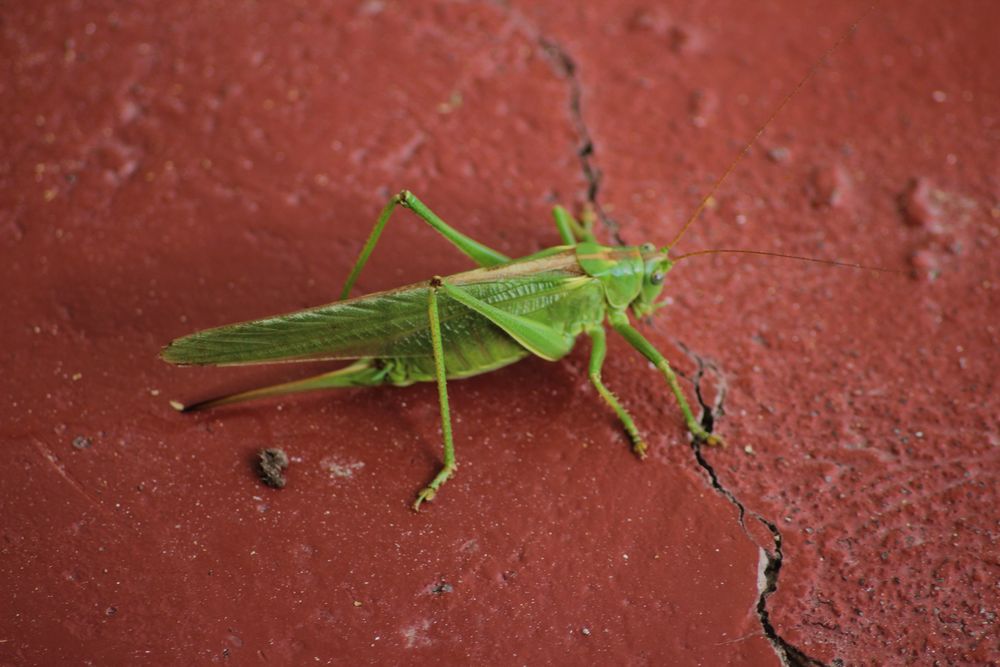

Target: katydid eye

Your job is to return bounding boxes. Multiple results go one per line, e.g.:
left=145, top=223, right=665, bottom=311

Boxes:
left=641, top=243, right=655, bottom=252
left=650, top=272, right=664, bottom=285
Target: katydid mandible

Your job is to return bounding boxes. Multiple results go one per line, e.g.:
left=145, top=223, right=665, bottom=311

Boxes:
left=161, top=11, right=877, bottom=510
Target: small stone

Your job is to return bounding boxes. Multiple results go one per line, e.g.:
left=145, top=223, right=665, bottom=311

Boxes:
left=258, top=448, right=289, bottom=488
left=431, top=581, right=453, bottom=595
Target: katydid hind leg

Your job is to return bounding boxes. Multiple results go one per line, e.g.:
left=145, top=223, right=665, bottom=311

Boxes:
left=170, top=358, right=388, bottom=413
left=339, top=191, right=510, bottom=300
left=412, top=278, right=458, bottom=511
left=586, top=326, right=647, bottom=458
left=608, top=312, right=725, bottom=447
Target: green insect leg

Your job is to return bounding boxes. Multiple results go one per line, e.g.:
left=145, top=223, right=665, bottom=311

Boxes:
left=169, top=359, right=388, bottom=412
left=340, top=190, right=511, bottom=300
left=552, top=206, right=575, bottom=245
left=579, top=203, right=597, bottom=242
left=551, top=205, right=596, bottom=245
left=413, top=278, right=458, bottom=510
left=438, top=281, right=574, bottom=362
left=586, top=326, right=647, bottom=458
left=608, top=311, right=725, bottom=447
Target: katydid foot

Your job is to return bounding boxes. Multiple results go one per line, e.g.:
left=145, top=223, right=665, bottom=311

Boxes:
left=412, top=463, right=457, bottom=511
left=630, top=436, right=648, bottom=459
left=689, top=425, right=726, bottom=447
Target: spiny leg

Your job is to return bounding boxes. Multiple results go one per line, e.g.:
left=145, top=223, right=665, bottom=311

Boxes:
left=340, top=190, right=510, bottom=300
left=170, top=359, right=388, bottom=412
left=608, top=311, right=725, bottom=447
left=412, top=276, right=576, bottom=508
left=586, top=326, right=647, bottom=458
left=413, top=277, right=458, bottom=510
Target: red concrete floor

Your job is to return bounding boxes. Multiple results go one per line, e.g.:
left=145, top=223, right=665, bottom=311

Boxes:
left=2, top=1, right=998, bottom=664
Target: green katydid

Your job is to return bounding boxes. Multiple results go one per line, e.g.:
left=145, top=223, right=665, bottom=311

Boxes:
left=162, top=191, right=718, bottom=509
left=161, top=189, right=874, bottom=509
left=161, top=12, right=881, bottom=511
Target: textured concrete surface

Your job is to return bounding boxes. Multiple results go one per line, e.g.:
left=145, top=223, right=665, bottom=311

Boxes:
left=2, top=1, right=998, bottom=664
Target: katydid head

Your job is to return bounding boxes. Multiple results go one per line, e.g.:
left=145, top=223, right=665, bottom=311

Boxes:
left=631, top=242, right=674, bottom=318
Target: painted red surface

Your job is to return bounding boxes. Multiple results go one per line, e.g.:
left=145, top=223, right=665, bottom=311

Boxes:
left=3, top=1, right=997, bottom=664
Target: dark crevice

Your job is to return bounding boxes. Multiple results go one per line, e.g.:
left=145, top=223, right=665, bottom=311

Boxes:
left=678, top=343, right=826, bottom=667
left=538, top=39, right=625, bottom=246
left=484, top=2, right=619, bottom=241
left=755, top=518, right=827, bottom=667
left=489, top=5, right=825, bottom=663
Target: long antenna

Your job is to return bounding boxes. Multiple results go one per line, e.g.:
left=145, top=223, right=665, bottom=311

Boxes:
left=671, top=248, right=904, bottom=275
left=666, top=3, right=880, bottom=250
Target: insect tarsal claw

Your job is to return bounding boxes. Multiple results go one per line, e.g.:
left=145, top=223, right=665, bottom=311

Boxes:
left=412, top=487, right=436, bottom=511
left=703, top=433, right=726, bottom=448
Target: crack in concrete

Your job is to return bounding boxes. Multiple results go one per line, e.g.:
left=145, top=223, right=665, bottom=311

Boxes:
left=679, top=344, right=827, bottom=667
left=538, top=38, right=625, bottom=246
left=490, top=7, right=829, bottom=662
left=484, top=1, right=619, bottom=241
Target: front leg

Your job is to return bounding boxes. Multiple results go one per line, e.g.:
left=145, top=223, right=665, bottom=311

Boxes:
left=586, top=326, right=647, bottom=457
left=608, top=311, right=725, bottom=447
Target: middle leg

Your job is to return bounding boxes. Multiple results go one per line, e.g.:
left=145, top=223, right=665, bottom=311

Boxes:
left=608, top=311, right=724, bottom=447
left=412, top=277, right=458, bottom=510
